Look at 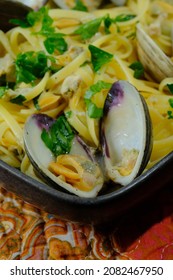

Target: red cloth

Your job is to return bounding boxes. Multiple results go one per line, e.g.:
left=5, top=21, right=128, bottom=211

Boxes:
left=0, top=183, right=173, bottom=260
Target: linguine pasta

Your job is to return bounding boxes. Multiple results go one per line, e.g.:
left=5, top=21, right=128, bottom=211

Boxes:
left=0, top=0, right=173, bottom=182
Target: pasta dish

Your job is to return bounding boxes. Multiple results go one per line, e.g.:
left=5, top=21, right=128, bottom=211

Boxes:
left=0, top=0, right=173, bottom=196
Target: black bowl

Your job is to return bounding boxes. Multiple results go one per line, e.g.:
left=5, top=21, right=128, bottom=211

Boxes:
left=0, top=151, right=173, bottom=225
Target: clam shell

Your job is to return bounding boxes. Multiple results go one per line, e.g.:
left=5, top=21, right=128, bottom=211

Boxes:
left=101, top=80, right=152, bottom=186
left=136, top=23, right=173, bottom=82
left=24, top=114, right=104, bottom=198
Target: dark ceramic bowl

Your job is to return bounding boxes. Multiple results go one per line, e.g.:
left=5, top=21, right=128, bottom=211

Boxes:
left=0, top=151, right=173, bottom=225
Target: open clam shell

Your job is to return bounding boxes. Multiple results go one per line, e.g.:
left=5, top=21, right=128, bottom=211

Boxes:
left=101, top=80, right=153, bottom=186
left=136, top=23, right=173, bottom=83
left=24, top=114, right=104, bottom=198
left=23, top=81, right=153, bottom=197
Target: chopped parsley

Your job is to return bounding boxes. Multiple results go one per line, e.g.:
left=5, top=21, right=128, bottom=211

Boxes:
left=114, top=14, right=136, bottom=23
left=167, top=98, right=173, bottom=119
left=33, top=95, right=41, bottom=111
left=103, top=14, right=113, bottom=34
left=167, top=110, right=173, bottom=119
left=10, top=95, right=26, bottom=105
left=41, top=115, right=75, bottom=157
left=168, top=98, right=173, bottom=108
left=65, top=111, right=73, bottom=118
left=15, top=51, right=50, bottom=84
left=10, top=6, right=53, bottom=32
left=167, top=83, right=173, bottom=94
left=129, top=61, right=144, bottom=79
left=10, top=7, right=68, bottom=55
left=72, top=0, right=88, bottom=11
left=73, top=13, right=136, bottom=39
left=44, top=34, right=68, bottom=54
left=74, top=17, right=103, bottom=40
left=84, top=80, right=111, bottom=118
left=88, top=45, right=113, bottom=72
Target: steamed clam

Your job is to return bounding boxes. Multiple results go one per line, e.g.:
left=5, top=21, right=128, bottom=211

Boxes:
left=24, top=113, right=104, bottom=198
left=24, top=80, right=153, bottom=197
left=101, top=80, right=152, bottom=186
left=136, top=23, right=173, bottom=83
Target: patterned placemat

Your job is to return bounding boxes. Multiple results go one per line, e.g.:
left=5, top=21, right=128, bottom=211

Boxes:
left=0, top=183, right=173, bottom=260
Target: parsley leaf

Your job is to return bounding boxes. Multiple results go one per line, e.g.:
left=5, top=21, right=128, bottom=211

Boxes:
left=15, top=51, right=49, bottom=84
left=167, top=84, right=173, bottom=94
left=84, top=80, right=111, bottom=118
left=44, top=34, right=68, bottom=54
left=10, top=6, right=50, bottom=29
left=33, top=95, right=41, bottom=111
left=167, top=110, right=173, bottom=119
left=104, top=14, right=113, bottom=34
left=72, top=0, right=88, bottom=11
left=41, top=115, right=75, bottom=157
left=10, top=95, right=26, bottom=105
left=129, top=61, right=144, bottom=79
left=88, top=45, right=113, bottom=72
left=9, top=18, right=30, bottom=28
left=168, top=98, right=173, bottom=108
left=65, top=111, right=73, bottom=118
left=114, top=14, right=136, bottom=22
left=73, top=17, right=103, bottom=40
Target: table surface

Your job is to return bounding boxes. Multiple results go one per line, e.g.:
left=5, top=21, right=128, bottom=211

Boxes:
left=0, top=182, right=173, bottom=260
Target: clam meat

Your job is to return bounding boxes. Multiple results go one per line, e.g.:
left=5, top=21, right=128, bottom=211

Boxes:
left=24, top=80, right=152, bottom=197
left=101, top=80, right=152, bottom=186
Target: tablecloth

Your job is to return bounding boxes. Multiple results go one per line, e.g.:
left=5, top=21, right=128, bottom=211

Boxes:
left=0, top=182, right=173, bottom=260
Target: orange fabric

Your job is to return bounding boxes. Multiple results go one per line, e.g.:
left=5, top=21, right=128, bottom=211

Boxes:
left=0, top=184, right=173, bottom=260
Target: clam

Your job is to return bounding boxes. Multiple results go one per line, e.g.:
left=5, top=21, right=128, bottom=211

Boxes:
left=24, top=113, right=104, bottom=198
left=101, top=80, right=152, bottom=186
left=136, top=23, right=173, bottom=83
left=23, top=80, right=152, bottom=197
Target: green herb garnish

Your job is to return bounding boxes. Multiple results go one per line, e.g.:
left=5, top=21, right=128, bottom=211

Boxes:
left=10, top=6, right=53, bottom=31
left=65, top=111, right=73, bottom=118
left=129, top=61, right=144, bottom=79
left=168, top=98, right=173, bottom=108
left=33, top=95, right=41, bottom=111
left=10, top=95, right=26, bottom=105
left=114, top=14, right=136, bottom=23
left=15, top=51, right=49, bottom=84
left=44, top=34, right=68, bottom=54
left=84, top=80, right=111, bottom=118
left=41, top=115, right=75, bottom=157
left=73, top=17, right=103, bottom=40
left=167, top=110, right=173, bottom=119
left=103, top=14, right=113, bottom=34
left=72, top=0, right=88, bottom=11
left=167, top=84, right=173, bottom=94
left=88, top=45, right=113, bottom=72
